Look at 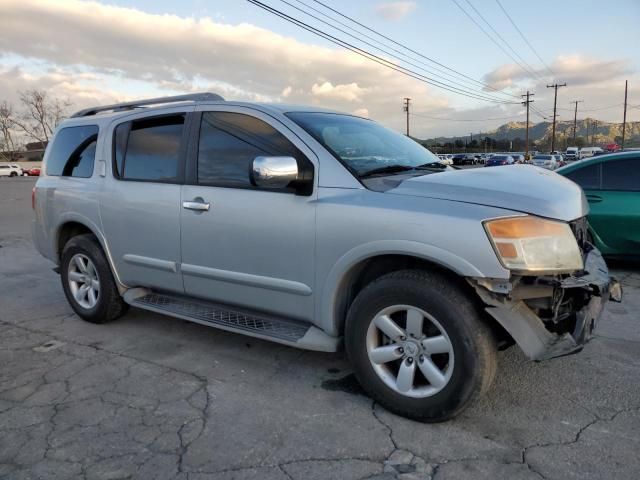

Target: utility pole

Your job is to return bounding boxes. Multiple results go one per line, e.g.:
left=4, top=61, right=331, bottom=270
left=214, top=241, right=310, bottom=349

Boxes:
left=570, top=100, right=583, bottom=144
left=403, top=98, right=411, bottom=136
left=622, top=80, right=628, bottom=149
left=547, top=83, right=567, bottom=152
left=592, top=119, right=598, bottom=145
left=522, top=91, right=534, bottom=159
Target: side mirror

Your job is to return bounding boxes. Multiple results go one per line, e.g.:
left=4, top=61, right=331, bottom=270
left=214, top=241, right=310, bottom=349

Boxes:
left=250, top=156, right=299, bottom=190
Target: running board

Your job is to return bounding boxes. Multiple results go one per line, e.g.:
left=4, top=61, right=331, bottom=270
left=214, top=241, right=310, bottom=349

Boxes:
left=123, top=289, right=340, bottom=352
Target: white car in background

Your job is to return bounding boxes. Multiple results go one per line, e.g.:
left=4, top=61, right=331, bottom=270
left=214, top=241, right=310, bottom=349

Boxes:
left=437, top=154, right=453, bottom=165
left=0, top=164, right=23, bottom=177
left=579, top=147, right=604, bottom=159
left=531, top=154, right=558, bottom=170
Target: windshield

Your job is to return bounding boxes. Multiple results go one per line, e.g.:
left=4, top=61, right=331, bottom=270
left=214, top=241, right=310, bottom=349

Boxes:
left=286, top=112, right=441, bottom=177
left=534, top=155, right=552, bottom=160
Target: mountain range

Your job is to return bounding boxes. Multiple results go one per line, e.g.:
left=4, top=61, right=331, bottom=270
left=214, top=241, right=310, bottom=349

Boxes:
left=424, top=118, right=640, bottom=147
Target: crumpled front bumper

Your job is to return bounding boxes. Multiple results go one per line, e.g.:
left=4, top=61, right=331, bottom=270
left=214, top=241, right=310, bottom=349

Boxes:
left=473, top=248, right=622, bottom=361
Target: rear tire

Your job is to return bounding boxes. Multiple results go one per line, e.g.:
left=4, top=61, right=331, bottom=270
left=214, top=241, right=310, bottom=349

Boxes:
left=9, top=172, right=16, bottom=177
left=60, top=234, right=128, bottom=324
left=345, top=269, right=497, bottom=422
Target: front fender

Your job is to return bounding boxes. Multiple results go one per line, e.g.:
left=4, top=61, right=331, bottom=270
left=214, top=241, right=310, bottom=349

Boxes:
left=318, top=239, right=507, bottom=336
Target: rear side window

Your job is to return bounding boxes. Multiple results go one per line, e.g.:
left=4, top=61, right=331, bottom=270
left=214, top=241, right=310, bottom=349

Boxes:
left=601, top=158, right=640, bottom=191
left=46, top=125, right=98, bottom=178
left=197, top=111, right=308, bottom=190
left=565, top=163, right=601, bottom=190
left=113, top=114, right=185, bottom=182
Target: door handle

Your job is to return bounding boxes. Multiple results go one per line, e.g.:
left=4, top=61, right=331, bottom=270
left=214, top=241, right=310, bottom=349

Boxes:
left=183, top=200, right=211, bottom=211
left=586, top=194, right=603, bottom=203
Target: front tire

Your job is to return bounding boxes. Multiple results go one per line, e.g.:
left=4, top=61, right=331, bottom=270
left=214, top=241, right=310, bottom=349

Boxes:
left=60, top=234, right=128, bottom=324
left=345, top=270, right=497, bottom=422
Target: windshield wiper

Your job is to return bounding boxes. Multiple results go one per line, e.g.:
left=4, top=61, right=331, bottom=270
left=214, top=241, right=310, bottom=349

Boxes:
left=415, top=162, right=447, bottom=170
left=358, top=165, right=416, bottom=178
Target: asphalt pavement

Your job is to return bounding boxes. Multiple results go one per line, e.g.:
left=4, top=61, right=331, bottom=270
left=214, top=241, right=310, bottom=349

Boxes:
left=1, top=176, right=639, bottom=480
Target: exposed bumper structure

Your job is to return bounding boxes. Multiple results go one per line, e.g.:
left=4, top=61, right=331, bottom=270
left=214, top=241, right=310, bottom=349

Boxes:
left=473, top=248, right=622, bottom=361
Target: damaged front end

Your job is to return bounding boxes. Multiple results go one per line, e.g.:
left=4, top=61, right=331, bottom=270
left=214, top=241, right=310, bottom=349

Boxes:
left=470, top=247, right=622, bottom=361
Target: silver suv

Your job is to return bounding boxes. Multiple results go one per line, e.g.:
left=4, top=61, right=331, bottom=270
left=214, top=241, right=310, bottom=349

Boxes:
left=33, top=93, right=621, bottom=422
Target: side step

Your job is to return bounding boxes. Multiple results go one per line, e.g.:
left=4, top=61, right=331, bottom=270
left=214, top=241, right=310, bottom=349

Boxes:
left=123, top=289, right=340, bottom=352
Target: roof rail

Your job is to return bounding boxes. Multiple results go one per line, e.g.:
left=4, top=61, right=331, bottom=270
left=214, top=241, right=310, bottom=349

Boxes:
left=70, top=92, right=225, bottom=118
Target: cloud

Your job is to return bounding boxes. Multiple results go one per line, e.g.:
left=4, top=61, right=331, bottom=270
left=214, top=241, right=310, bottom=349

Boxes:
left=311, top=82, right=365, bottom=102
left=375, top=2, right=416, bottom=21
left=482, top=55, right=633, bottom=91
left=0, top=0, right=444, bottom=135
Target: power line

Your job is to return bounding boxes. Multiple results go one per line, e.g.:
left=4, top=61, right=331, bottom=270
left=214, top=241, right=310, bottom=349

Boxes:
left=450, top=0, right=541, bottom=80
left=494, top=0, right=554, bottom=78
left=461, top=0, right=542, bottom=79
left=287, top=0, right=517, bottom=100
left=410, top=111, right=524, bottom=122
left=275, top=0, right=517, bottom=102
left=246, top=0, right=518, bottom=104
left=308, top=0, right=519, bottom=98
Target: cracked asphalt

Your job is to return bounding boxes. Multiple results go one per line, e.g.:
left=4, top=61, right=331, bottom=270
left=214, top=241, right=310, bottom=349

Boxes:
left=1, top=177, right=639, bottom=480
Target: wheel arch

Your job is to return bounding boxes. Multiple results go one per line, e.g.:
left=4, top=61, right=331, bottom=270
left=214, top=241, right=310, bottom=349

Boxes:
left=319, top=240, right=487, bottom=337
left=55, top=215, right=127, bottom=290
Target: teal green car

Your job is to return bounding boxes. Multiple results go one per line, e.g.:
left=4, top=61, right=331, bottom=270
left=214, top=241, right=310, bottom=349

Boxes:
left=557, top=152, right=639, bottom=258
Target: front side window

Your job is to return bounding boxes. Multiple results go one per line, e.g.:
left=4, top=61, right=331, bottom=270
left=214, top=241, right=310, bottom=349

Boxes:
left=565, top=163, right=601, bottom=190
left=46, top=125, right=98, bottom=178
left=113, top=114, right=185, bottom=182
left=601, top=157, right=640, bottom=191
left=287, top=112, right=441, bottom=178
left=197, top=111, right=309, bottom=190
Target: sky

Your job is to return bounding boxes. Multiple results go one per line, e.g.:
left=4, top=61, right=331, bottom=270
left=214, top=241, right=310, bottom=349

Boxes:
left=0, top=0, right=638, bottom=138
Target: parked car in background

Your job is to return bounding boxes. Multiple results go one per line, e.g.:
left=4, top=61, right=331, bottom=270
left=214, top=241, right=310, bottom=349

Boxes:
left=557, top=151, right=639, bottom=258
left=25, top=167, right=41, bottom=176
left=565, top=147, right=580, bottom=161
left=485, top=154, right=514, bottom=167
left=579, top=147, right=604, bottom=159
left=552, top=154, right=566, bottom=168
left=532, top=154, right=558, bottom=170
left=511, top=154, right=525, bottom=164
left=31, top=92, right=621, bottom=422
left=452, top=153, right=476, bottom=165
left=0, top=164, right=23, bottom=177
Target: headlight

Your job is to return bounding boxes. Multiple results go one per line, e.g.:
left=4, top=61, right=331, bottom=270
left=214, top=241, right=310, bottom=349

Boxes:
left=484, top=216, right=583, bottom=273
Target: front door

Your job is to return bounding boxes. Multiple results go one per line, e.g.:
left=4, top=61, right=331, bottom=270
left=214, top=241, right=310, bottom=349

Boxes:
left=180, top=107, right=317, bottom=321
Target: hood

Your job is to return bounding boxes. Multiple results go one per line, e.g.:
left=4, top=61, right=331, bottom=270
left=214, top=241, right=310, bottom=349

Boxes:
left=387, top=165, right=588, bottom=222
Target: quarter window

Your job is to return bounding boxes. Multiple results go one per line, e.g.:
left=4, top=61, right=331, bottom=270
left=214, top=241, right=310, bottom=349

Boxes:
left=565, top=163, right=601, bottom=190
left=46, top=125, right=98, bottom=178
left=197, top=112, right=309, bottom=190
left=113, top=115, right=185, bottom=182
left=601, top=158, right=640, bottom=191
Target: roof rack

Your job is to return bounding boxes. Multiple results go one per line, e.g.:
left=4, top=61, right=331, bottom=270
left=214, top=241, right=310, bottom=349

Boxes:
left=70, top=92, right=225, bottom=118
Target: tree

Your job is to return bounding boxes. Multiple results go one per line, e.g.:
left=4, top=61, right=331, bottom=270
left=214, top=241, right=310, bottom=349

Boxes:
left=0, top=101, right=18, bottom=161
left=10, top=89, right=71, bottom=143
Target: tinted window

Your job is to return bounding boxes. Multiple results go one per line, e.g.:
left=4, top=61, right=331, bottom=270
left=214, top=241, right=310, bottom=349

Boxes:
left=46, top=125, right=98, bottom=177
left=565, top=163, right=601, bottom=190
left=115, top=115, right=185, bottom=181
left=601, top=158, right=640, bottom=191
left=197, top=112, right=305, bottom=189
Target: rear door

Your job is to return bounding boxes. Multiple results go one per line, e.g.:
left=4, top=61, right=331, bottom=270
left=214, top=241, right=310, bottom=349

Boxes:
left=179, top=106, right=317, bottom=321
left=99, top=108, right=193, bottom=293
